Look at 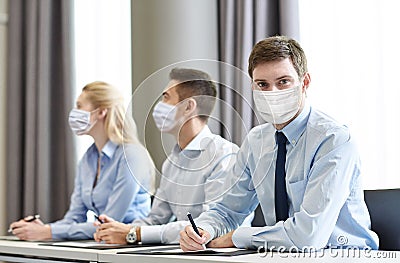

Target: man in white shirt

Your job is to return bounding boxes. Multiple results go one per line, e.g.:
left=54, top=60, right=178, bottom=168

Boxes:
left=94, top=68, right=252, bottom=244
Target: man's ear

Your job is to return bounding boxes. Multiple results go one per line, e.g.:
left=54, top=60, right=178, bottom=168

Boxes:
left=185, top=98, right=197, bottom=115
left=302, top=72, right=311, bottom=92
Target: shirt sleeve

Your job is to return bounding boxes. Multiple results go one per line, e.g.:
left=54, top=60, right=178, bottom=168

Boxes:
left=139, top=144, right=241, bottom=244
left=132, top=163, right=174, bottom=227
left=141, top=220, right=190, bottom=244
left=203, top=151, right=236, bottom=205
left=49, top=158, right=89, bottom=238
left=233, top=128, right=361, bottom=250
left=195, top=136, right=259, bottom=240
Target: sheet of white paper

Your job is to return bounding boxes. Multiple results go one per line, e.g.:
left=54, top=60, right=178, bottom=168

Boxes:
left=159, top=247, right=242, bottom=253
left=50, top=241, right=116, bottom=247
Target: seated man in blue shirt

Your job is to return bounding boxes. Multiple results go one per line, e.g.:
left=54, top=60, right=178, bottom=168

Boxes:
left=94, top=68, right=253, bottom=245
left=180, top=36, right=379, bottom=251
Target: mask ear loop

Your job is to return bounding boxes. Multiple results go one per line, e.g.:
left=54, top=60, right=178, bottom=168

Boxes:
left=91, top=108, right=100, bottom=115
left=87, top=108, right=101, bottom=132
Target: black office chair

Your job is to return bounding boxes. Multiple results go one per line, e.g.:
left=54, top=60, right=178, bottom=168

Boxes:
left=251, top=204, right=266, bottom=227
left=364, top=188, right=400, bottom=251
left=252, top=190, right=400, bottom=250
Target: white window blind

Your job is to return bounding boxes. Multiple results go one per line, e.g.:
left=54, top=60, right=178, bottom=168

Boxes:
left=73, top=0, right=132, bottom=160
left=299, top=0, right=400, bottom=189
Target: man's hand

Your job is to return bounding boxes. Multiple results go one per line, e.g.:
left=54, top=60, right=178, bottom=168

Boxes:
left=94, top=220, right=131, bottom=244
left=9, top=219, right=51, bottom=241
left=179, top=225, right=211, bottom=251
left=93, top=214, right=114, bottom=227
left=207, top=231, right=235, bottom=248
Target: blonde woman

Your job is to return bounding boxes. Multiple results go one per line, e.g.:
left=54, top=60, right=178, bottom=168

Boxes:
left=9, top=81, right=154, bottom=240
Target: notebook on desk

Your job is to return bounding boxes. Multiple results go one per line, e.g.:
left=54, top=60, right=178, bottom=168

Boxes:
left=0, top=235, right=55, bottom=243
left=117, top=245, right=257, bottom=256
left=39, top=240, right=166, bottom=250
left=0, top=235, right=20, bottom=241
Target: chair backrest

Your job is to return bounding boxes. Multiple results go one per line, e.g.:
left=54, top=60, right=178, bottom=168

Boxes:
left=251, top=190, right=400, bottom=250
left=364, top=189, right=400, bottom=251
left=251, top=204, right=266, bottom=227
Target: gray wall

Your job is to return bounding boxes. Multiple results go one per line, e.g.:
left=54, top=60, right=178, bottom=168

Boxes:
left=0, top=0, right=8, bottom=234
left=131, top=0, right=219, bottom=175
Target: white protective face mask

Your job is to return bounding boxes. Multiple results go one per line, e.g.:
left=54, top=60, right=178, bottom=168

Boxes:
left=152, top=101, right=180, bottom=132
left=253, top=85, right=302, bottom=124
left=68, top=108, right=98, bottom=135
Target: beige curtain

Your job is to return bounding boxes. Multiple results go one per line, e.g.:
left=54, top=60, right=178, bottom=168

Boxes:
left=217, top=0, right=300, bottom=145
left=6, top=0, right=75, bottom=223
left=217, top=0, right=300, bottom=226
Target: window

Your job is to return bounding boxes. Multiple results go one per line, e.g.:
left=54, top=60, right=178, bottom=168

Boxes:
left=299, top=0, right=400, bottom=189
left=73, top=0, right=132, bottom=160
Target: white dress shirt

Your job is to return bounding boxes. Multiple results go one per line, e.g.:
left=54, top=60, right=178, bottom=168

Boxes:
left=133, top=125, right=251, bottom=244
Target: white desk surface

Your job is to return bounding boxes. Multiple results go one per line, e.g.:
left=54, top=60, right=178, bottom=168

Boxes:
left=0, top=238, right=98, bottom=262
left=0, top=237, right=399, bottom=263
left=98, top=248, right=400, bottom=263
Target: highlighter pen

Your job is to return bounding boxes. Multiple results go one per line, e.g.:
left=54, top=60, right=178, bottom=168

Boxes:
left=8, top=214, right=40, bottom=233
left=187, top=212, right=207, bottom=250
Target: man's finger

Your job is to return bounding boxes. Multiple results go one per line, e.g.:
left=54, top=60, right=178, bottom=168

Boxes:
left=99, top=222, right=114, bottom=230
left=99, top=214, right=113, bottom=223
left=180, top=229, right=205, bottom=251
left=186, top=226, right=208, bottom=247
left=96, top=229, right=108, bottom=240
left=101, top=235, right=113, bottom=244
left=93, top=233, right=101, bottom=242
left=180, top=240, right=192, bottom=251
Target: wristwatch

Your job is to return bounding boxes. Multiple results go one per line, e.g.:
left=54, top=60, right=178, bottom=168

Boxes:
left=126, top=226, right=138, bottom=244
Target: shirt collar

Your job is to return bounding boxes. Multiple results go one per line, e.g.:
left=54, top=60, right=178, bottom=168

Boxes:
left=100, top=140, right=118, bottom=158
left=280, top=102, right=311, bottom=147
left=173, top=125, right=213, bottom=153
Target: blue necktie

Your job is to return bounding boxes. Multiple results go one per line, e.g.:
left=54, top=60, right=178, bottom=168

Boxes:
left=275, top=132, right=289, bottom=222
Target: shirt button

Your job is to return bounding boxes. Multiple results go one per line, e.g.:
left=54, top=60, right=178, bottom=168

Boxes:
left=292, top=139, right=296, bottom=144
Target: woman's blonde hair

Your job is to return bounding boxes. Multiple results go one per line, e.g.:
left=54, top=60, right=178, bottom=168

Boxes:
left=82, top=81, right=138, bottom=145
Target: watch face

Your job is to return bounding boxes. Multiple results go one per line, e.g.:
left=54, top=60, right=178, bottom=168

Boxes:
left=127, top=234, right=136, bottom=243
left=126, top=227, right=137, bottom=244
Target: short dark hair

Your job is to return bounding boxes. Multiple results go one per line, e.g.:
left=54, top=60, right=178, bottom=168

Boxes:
left=248, top=35, right=308, bottom=79
left=169, top=68, right=217, bottom=122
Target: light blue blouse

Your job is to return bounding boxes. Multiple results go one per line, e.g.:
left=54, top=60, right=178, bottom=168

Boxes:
left=50, top=140, right=153, bottom=240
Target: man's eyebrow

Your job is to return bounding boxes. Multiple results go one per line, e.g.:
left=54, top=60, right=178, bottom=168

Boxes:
left=254, top=75, right=293, bottom=82
left=276, top=75, right=293, bottom=80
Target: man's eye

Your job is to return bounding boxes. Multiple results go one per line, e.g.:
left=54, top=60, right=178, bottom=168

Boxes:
left=279, top=79, right=290, bottom=85
left=257, top=82, right=267, bottom=88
